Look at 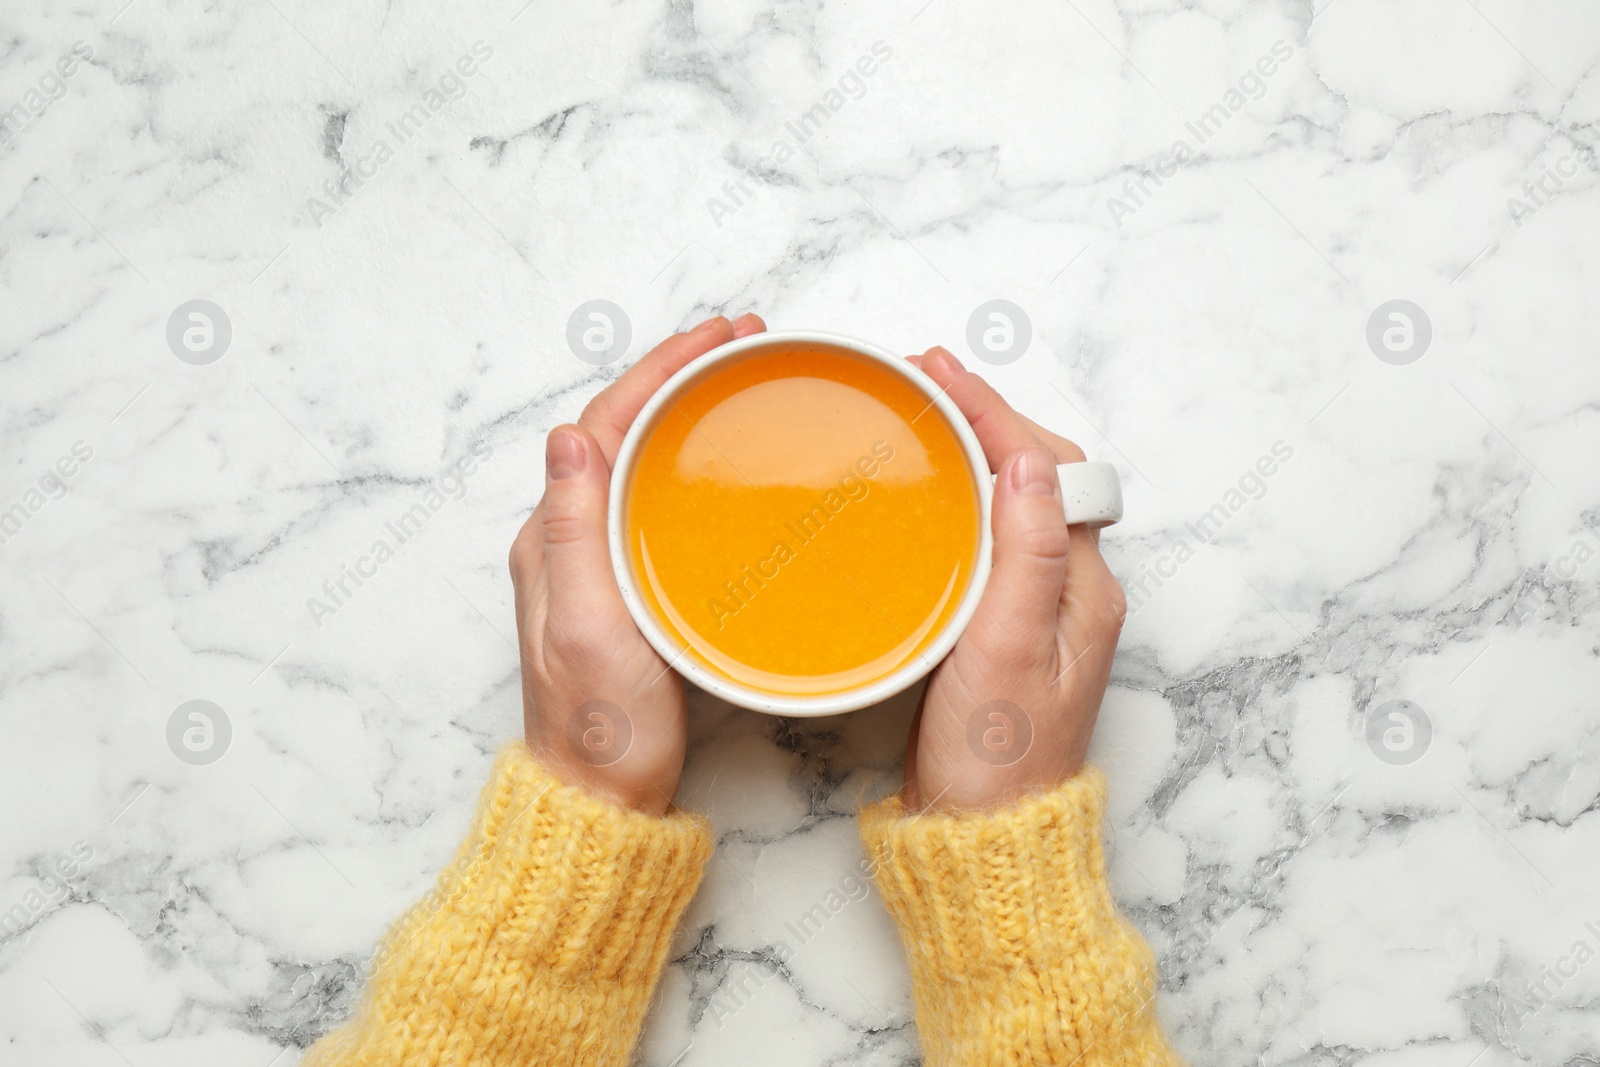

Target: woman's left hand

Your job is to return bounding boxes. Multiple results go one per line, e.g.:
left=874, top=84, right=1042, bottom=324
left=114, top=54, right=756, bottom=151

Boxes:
left=509, top=313, right=766, bottom=814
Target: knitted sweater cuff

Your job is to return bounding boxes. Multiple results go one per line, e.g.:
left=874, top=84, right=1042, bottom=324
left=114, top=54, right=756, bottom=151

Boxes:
left=306, top=741, right=712, bottom=1067
left=857, top=768, right=1180, bottom=1067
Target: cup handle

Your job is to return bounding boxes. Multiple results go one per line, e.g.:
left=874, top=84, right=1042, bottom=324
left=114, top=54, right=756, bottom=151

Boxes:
left=992, top=460, right=1123, bottom=526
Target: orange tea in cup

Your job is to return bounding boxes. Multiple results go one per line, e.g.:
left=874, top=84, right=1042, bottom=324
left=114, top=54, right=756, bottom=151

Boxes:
left=623, top=342, right=982, bottom=697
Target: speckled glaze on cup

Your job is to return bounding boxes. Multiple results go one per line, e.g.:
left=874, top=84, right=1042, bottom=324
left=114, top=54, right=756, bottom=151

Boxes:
left=607, top=331, right=1122, bottom=717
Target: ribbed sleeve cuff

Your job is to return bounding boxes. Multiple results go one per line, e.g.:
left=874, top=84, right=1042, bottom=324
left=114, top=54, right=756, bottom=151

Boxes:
left=305, top=742, right=713, bottom=1067
left=858, top=768, right=1181, bottom=1067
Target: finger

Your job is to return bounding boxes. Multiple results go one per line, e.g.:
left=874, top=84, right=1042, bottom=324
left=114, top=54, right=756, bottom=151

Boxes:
left=1016, top=413, right=1089, bottom=467
left=905, top=354, right=922, bottom=369
left=508, top=502, right=545, bottom=609
left=1029, top=420, right=1114, bottom=553
left=917, top=350, right=1114, bottom=642
left=970, top=448, right=1073, bottom=655
left=917, top=347, right=1056, bottom=471
left=579, top=315, right=741, bottom=463
left=919, top=350, right=1103, bottom=563
left=1006, top=414, right=1103, bottom=551
left=732, top=312, right=766, bottom=338
left=539, top=424, right=629, bottom=626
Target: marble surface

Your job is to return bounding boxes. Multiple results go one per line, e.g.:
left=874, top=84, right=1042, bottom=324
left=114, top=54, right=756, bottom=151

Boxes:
left=2, top=0, right=1599, bottom=1064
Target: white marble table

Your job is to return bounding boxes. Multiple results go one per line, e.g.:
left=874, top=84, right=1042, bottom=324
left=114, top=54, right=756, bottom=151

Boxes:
left=2, top=1, right=1597, bottom=1064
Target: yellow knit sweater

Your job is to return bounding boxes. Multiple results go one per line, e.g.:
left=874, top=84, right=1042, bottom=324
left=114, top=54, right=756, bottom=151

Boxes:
left=302, top=743, right=1181, bottom=1066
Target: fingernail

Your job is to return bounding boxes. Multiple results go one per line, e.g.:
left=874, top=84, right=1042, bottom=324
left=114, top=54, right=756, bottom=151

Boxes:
left=1010, top=449, right=1057, bottom=496
left=923, top=346, right=959, bottom=376
left=732, top=312, right=759, bottom=333
left=691, top=315, right=726, bottom=335
left=546, top=429, right=586, bottom=481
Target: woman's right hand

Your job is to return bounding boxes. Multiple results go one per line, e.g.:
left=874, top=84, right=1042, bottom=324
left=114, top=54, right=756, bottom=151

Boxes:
left=899, top=346, right=1127, bottom=813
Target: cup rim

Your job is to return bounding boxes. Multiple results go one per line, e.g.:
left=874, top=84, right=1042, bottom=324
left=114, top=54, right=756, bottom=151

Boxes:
left=606, top=330, right=995, bottom=717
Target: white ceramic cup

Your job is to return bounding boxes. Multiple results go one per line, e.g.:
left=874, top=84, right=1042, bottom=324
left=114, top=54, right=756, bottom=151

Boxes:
left=607, top=331, right=1122, bottom=717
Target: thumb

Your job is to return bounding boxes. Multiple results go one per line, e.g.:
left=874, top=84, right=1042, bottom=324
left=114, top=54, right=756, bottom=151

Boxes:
left=540, top=424, right=626, bottom=622
left=970, top=449, right=1070, bottom=656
